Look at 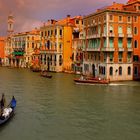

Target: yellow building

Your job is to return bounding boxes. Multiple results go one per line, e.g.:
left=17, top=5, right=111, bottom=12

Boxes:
left=40, top=15, right=82, bottom=72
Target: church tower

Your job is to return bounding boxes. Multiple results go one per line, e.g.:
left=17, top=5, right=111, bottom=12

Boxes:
left=7, top=13, right=14, bottom=36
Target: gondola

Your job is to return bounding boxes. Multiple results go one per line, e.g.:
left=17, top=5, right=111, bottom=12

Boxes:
left=41, top=74, right=52, bottom=79
left=0, top=99, right=16, bottom=125
left=40, top=71, right=52, bottom=79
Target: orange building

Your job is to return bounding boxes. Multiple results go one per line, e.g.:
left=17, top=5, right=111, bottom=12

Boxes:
left=40, top=15, right=82, bottom=72
left=0, top=37, right=6, bottom=65
left=82, top=0, right=140, bottom=81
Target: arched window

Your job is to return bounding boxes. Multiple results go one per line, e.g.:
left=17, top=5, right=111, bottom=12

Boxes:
left=110, top=67, right=113, bottom=76
left=134, top=27, right=138, bottom=35
left=119, top=66, right=122, bottom=75
left=128, top=66, right=131, bottom=75
left=134, top=40, right=138, bottom=48
left=59, top=55, right=62, bottom=66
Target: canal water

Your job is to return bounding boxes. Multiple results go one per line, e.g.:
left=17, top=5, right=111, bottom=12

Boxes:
left=0, top=67, right=140, bottom=140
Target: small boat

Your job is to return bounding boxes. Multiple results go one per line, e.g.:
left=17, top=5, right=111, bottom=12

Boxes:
left=0, top=98, right=16, bottom=125
left=41, top=74, right=52, bottom=79
left=40, top=71, right=52, bottom=79
left=74, top=76, right=110, bottom=85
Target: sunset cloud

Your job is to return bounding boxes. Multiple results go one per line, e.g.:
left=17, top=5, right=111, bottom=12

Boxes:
left=0, top=0, right=128, bottom=36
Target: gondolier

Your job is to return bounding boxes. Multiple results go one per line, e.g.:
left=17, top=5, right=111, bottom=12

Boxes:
left=0, top=93, right=6, bottom=110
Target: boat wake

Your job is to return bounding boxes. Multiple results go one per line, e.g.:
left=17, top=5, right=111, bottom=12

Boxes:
left=109, top=83, right=128, bottom=86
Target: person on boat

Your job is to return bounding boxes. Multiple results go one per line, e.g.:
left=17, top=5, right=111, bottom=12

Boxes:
left=10, top=96, right=16, bottom=109
left=0, top=94, right=6, bottom=117
left=0, top=93, right=6, bottom=110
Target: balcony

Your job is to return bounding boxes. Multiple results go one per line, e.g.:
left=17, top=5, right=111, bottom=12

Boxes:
left=118, top=33, right=124, bottom=38
left=40, top=49, right=57, bottom=54
left=12, top=51, right=24, bottom=56
left=127, top=34, right=132, bottom=38
left=101, top=47, right=115, bottom=52
left=86, top=47, right=100, bottom=52
left=96, top=34, right=101, bottom=38
left=127, top=48, right=133, bottom=52
left=118, top=48, right=124, bottom=52
left=127, top=58, right=132, bottom=63
left=102, top=33, right=107, bottom=37
left=109, top=33, right=115, bottom=37
left=87, top=35, right=96, bottom=39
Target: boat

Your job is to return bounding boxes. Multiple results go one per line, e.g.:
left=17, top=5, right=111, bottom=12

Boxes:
left=74, top=76, right=110, bottom=85
left=0, top=98, right=16, bottom=125
left=40, top=71, right=52, bottom=79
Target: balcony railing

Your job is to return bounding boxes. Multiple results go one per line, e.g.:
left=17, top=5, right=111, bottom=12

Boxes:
left=118, top=33, right=124, bottom=38
left=102, top=33, right=107, bottom=37
left=127, top=34, right=132, bottom=38
left=101, top=47, right=115, bottom=52
left=109, top=33, right=115, bottom=37
left=127, top=48, right=133, bottom=52
left=118, top=48, right=124, bottom=52
left=86, top=47, right=100, bottom=52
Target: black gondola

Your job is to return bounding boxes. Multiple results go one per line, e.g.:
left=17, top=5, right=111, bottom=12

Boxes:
left=40, top=71, right=52, bottom=79
left=0, top=98, right=16, bottom=125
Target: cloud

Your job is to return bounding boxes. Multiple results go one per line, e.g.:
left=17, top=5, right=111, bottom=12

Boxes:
left=0, top=0, right=128, bottom=36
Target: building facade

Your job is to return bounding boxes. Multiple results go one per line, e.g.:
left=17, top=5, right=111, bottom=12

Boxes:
left=4, top=29, right=40, bottom=68
left=82, top=0, right=140, bottom=81
left=40, top=15, right=83, bottom=72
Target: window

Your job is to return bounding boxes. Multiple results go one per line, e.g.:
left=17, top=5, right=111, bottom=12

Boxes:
left=127, top=26, right=132, bottom=34
left=133, top=55, right=139, bottom=62
left=119, top=67, right=122, bottom=75
left=55, top=29, right=57, bottom=36
left=127, top=52, right=131, bottom=62
left=60, top=29, right=62, bottom=36
left=104, top=16, right=106, bottom=21
left=127, top=16, right=131, bottom=22
left=119, top=16, right=122, bottom=22
left=110, top=15, right=113, bottom=21
left=110, top=53, right=113, bottom=62
left=104, top=25, right=107, bottom=34
left=128, top=67, right=131, bottom=75
left=109, top=38, right=114, bottom=48
left=134, top=27, right=138, bottom=35
left=134, top=40, right=138, bottom=48
left=119, top=52, right=123, bottom=62
left=104, top=53, right=107, bottom=62
left=134, top=16, right=138, bottom=22
left=45, top=31, right=47, bottom=36
left=118, top=38, right=123, bottom=48
left=109, top=25, right=113, bottom=33
left=127, top=38, right=132, bottom=48
left=51, top=30, right=53, bottom=36
left=59, top=55, right=63, bottom=66
left=118, top=26, right=123, bottom=34
left=110, top=67, right=113, bottom=76
left=48, top=30, right=50, bottom=36
left=98, top=25, right=101, bottom=34
left=32, top=43, right=34, bottom=48
left=76, top=20, right=79, bottom=24
left=104, top=39, right=106, bottom=47
left=134, top=66, right=138, bottom=76
left=41, top=32, right=43, bottom=37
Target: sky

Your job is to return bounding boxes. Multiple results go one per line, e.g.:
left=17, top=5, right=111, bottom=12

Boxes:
left=0, top=0, right=128, bottom=36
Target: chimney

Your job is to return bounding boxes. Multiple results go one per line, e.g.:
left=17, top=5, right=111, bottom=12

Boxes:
left=67, top=15, right=71, bottom=24
left=113, top=2, right=116, bottom=5
left=67, top=14, right=71, bottom=18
